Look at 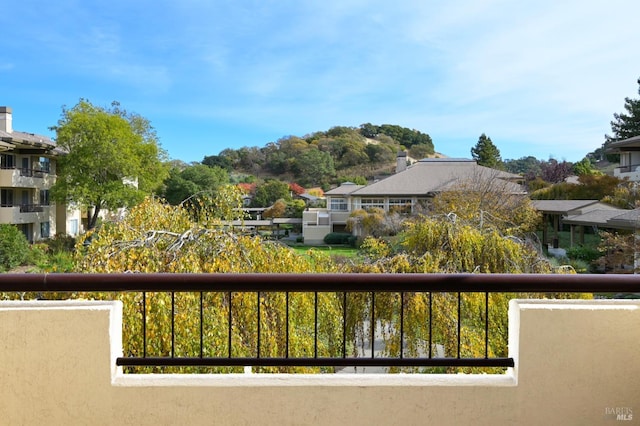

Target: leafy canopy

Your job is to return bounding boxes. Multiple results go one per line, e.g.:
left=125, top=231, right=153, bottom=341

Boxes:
left=162, top=164, right=229, bottom=205
left=51, top=100, right=168, bottom=229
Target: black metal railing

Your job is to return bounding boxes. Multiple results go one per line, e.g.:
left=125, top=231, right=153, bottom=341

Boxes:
left=18, top=204, right=45, bottom=213
left=0, top=273, right=638, bottom=372
left=18, top=167, right=49, bottom=178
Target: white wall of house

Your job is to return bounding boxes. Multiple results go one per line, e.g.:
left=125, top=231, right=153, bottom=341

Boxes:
left=614, top=151, right=640, bottom=181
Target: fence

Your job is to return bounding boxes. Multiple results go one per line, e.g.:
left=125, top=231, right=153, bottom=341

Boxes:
left=1, top=273, right=638, bottom=373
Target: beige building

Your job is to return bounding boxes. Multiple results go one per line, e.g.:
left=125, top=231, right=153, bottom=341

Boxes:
left=0, top=106, right=80, bottom=241
left=608, top=135, right=640, bottom=181
left=302, top=157, right=523, bottom=244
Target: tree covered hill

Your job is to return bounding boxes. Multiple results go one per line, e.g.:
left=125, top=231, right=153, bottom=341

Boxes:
left=203, top=123, right=436, bottom=187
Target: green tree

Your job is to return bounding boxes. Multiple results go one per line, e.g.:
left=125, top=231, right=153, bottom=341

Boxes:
left=374, top=124, right=434, bottom=151
left=572, top=157, right=603, bottom=176
left=163, top=164, right=229, bottom=205
left=408, top=144, right=433, bottom=160
left=0, top=225, right=29, bottom=272
left=589, top=77, right=640, bottom=162
left=470, top=134, right=503, bottom=169
left=51, top=100, right=168, bottom=229
left=608, top=77, right=640, bottom=141
left=202, top=155, right=232, bottom=171
left=252, top=180, right=292, bottom=207
left=292, top=149, right=336, bottom=186
left=365, top=143, right=396, bottom=163
left=503, top=156, right=542, bottom=177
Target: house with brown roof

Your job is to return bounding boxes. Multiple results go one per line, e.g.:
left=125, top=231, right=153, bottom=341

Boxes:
left=531, top=200, right=624, bottom=246
left=302, top=157, right=523, bottom=244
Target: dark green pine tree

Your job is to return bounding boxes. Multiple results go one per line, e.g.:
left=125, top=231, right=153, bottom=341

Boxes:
left=608, top=77, right=640, bottom=141
left=591, top=77, right=640, bottom=162
left=470, top=133, right=503, bottom=169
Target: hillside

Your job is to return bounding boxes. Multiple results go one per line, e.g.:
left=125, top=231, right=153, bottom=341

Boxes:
left=204, top=123, right=436, bottom=187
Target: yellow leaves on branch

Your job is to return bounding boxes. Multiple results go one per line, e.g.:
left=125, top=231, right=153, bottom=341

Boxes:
left=351, top=215, right=553, bottom=274
left=76, top=196, right=335, bottom=274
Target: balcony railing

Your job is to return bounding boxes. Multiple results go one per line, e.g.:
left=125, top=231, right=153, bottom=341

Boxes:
left=0, top=203, right=47, bottom=212
left=0, top=166, right=51, bottom=178
left=19, top=167, right=49, bottom=178
left=1, top=273, right=638, bottom=373
left=19, top=203, right=45, bottom=213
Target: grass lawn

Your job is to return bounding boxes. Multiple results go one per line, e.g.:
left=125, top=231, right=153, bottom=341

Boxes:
left=289, top=245, right=360, bottom=259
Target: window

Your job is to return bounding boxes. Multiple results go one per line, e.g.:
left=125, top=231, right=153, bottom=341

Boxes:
left=40, top=190, right=50, bottom=206
left=69, top=219, right=79, bottom=236
left=39, top=157, right=50, bottom=173
left=330, top=198, right=348, bottom=211
left=40, top=222, right=50, bottom=239
left=0, top=153, right=15, bottom=169
left=388, top=198, right=413, bottom=214
left=360, top=198, right=385, bottom=211
left=1, top=189, right=14, bottom=207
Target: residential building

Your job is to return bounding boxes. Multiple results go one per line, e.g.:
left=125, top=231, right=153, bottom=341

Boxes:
left=608, top=135, right=640, bottom=181
left=0, top=106, right=79, bottom=241
left=302, top=157, right=523, bottom=244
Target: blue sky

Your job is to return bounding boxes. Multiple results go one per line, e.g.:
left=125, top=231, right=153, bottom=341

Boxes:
left=3, top=0, right=639, bottom=164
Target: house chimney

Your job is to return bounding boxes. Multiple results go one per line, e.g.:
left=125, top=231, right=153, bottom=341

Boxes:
left=396, top=151, right=407, bottom=173
left=0, top=107, right=12, bottom=133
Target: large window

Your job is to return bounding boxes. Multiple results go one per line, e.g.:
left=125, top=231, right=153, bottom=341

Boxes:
left=388, top=198, right=413, bottom=214
left=330, top=198, right=348, bottom=211
left=360, top=198, right=385, bottom=211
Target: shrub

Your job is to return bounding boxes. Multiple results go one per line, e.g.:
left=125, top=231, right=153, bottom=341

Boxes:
left=0, top=225, right=30, bottom=272
left=27, top=243, right=49, bottom=267
left=46, top=233, right=77, bottom=253
left=565, top=245, right=601, bottom=263
left=567, top=259, right=591, bottom=274
left=323, top=232, right=353, bottom=245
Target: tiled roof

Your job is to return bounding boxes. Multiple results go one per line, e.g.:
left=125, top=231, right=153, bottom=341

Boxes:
left=325, top=182, right=366, bottom=195
left=607, top=209, right=640, bottom=229
left=563, top=209, right=627, bottom=227
left=348, top=159, right=523, bottom=196
left=530, top=200, right=600, bottom=214
left=563, top=208, right=640, bottom=230
left=0, top=129, right=63, bottom=154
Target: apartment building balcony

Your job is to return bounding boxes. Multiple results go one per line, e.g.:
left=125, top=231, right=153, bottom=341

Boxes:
left=0, top=166, right=55, bottom=188
left=0, top=203, right=50, bottom=223
left=0, top=273, right=638, bottom=425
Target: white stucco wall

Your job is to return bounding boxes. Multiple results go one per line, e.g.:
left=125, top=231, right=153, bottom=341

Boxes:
left=0, top=299, right=638, bottom=425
